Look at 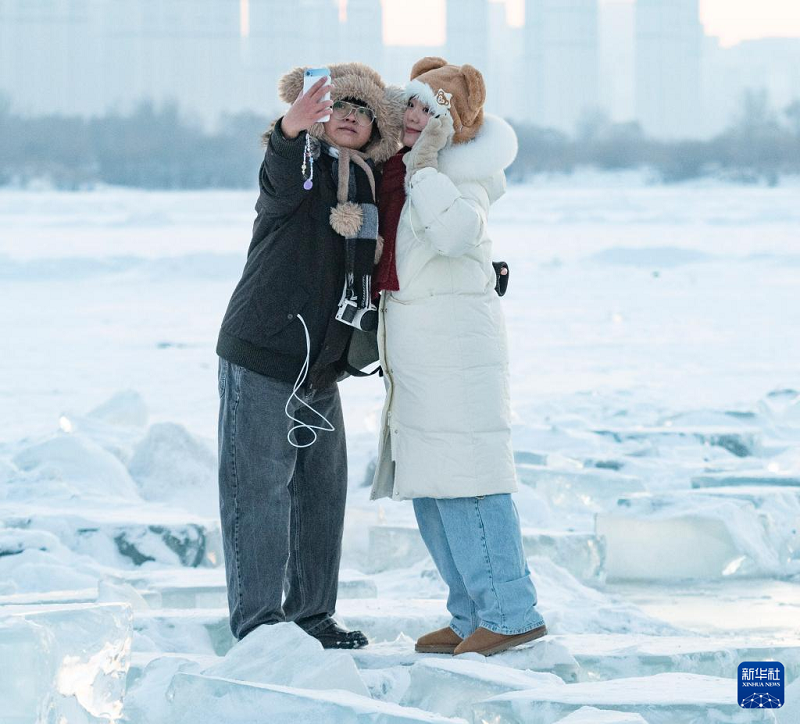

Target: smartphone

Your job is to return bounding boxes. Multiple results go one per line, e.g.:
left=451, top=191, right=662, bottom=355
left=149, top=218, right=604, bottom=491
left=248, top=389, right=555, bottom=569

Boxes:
left=303, top=67, right=331, bottom=122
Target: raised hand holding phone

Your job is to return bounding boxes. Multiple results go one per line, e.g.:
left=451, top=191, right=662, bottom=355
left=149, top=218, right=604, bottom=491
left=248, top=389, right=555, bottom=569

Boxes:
left=302, top=67, right=331, bottom=121
left=281, top=71, right=333, bottom=139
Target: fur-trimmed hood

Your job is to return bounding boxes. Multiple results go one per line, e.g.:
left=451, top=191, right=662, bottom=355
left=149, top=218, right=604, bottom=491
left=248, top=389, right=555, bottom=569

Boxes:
left=270, top=62, right=405, bottom=164
left=437, top=113, right=518, bottom=183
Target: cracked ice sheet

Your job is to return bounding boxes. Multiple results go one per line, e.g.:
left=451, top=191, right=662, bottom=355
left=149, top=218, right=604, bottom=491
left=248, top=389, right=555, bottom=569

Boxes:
left=597, top=486, right=800, bottom=580
left=0, top=603, right=132, bottom=723
left=2, top=183, right=800, bottom=722
left=125, top=625, right=463, bottom=724
left=167, top=674, right=466, bottom=724
left=606, top=579, right=800, bottom=639
left=472, top=672, right=769, bottom=724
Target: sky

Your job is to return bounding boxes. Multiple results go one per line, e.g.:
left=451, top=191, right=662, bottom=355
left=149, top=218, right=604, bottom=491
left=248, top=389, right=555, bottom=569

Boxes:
left=380, top=0, right=800, bottom=48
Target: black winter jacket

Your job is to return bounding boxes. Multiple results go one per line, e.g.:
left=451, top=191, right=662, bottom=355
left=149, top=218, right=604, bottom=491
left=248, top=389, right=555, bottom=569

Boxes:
left=216, top=119, right=378, bottom=388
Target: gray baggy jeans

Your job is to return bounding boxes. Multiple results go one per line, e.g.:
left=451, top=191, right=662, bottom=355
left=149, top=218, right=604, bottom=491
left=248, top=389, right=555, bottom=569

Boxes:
left=217, top=358, right=348, bottom=640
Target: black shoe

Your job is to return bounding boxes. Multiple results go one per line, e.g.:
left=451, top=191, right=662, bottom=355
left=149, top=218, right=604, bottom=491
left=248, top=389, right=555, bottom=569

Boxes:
left=309, top=621, right=369, bottom=650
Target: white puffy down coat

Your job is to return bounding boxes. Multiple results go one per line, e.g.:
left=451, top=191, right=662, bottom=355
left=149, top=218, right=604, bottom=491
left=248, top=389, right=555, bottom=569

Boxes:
left=370, top=114, right=519, bottom=501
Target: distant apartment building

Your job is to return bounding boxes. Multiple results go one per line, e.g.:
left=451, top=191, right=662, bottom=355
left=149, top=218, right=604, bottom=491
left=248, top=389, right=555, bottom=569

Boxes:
left=635, top=0, right=703, bottom=138
left=598, top=0, right=635, bottom=124
left=445, top=0, right=489, bottom=71
left=523, top=0, right=600, bottom=134
left=0, top=0, right=348, bottom=125
left=340, top=0, right=383, bottom=74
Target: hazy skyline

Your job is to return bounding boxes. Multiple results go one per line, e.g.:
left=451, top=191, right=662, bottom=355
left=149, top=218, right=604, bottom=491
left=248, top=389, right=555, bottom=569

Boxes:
left=380, top=0, right=800, bottom=48
left=3, top=0, right=798, bottom=139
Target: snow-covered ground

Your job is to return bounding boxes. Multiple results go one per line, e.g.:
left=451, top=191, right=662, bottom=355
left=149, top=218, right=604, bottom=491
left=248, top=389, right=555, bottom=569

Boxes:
left=1, top=177, right=799, bottom=722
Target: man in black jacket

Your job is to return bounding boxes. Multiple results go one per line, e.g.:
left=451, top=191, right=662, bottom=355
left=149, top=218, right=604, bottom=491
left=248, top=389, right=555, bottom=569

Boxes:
left=216, top=63, right=403, bottom=648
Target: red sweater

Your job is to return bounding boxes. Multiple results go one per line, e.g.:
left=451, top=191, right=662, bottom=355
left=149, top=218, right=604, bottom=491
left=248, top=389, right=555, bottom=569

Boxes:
left=372, top=148, right=409, bottom=300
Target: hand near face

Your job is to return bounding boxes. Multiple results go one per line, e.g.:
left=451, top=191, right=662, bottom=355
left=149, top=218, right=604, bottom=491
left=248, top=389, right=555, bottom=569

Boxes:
left=403, top=113, right=455, bottom=177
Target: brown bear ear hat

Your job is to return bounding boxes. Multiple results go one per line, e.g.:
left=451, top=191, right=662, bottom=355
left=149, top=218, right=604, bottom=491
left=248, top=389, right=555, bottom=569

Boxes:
left=405, top=56, right=487, bottom=145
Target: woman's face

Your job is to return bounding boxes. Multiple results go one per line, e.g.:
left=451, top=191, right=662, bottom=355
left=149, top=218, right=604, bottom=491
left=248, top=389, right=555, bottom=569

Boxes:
left=403, top=97, right=435, bottom=147
left=324, top=103, right=374, bottom=150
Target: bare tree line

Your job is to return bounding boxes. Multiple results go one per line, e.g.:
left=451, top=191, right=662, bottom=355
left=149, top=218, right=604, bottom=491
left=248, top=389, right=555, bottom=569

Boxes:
left=2, top=90, right=799, bottom=189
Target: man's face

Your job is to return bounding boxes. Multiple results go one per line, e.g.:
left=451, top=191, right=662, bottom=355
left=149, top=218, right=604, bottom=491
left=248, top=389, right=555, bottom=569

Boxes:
left=323, top=100, right=374, bottom=150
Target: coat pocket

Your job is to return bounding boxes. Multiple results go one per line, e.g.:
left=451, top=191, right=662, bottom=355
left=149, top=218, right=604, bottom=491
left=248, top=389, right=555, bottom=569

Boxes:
left=253, top=283, right=310, bottom=339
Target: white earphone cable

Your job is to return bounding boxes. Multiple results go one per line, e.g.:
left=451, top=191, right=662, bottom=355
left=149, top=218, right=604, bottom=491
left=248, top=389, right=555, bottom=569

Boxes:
left=285, top=314, right=335, bottom=448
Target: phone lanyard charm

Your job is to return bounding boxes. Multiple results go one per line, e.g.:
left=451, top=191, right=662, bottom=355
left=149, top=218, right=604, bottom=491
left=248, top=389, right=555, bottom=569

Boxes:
left=302, top=134, right=314, bottom=190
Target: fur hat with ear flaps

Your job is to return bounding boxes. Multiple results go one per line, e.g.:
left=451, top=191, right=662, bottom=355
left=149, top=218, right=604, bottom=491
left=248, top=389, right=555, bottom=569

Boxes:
left=266, top=63, right=404, bottom=238
left=406, top=56, right=486, bottom=145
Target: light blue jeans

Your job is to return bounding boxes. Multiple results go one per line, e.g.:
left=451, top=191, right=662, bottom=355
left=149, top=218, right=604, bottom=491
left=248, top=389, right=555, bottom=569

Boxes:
left=413, top=494, right=546, bottom=638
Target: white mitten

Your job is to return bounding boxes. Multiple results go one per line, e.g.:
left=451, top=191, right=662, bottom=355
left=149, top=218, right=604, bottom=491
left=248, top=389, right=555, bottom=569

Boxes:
left=403, top=113, right=455, bottom=181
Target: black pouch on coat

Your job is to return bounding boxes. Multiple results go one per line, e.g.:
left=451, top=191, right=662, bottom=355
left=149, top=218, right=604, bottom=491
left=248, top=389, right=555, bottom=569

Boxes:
left=493, top=261, right=510, bottom=296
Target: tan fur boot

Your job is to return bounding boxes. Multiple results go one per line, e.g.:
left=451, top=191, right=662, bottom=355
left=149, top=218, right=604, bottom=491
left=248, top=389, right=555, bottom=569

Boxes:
left=453, top=624, right=547, bottom=657
left=415, top=626, right=463, bottom=654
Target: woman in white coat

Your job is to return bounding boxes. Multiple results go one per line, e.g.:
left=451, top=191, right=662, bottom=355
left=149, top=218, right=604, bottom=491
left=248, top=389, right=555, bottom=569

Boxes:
left=370, top=57, right=547, bottom=657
